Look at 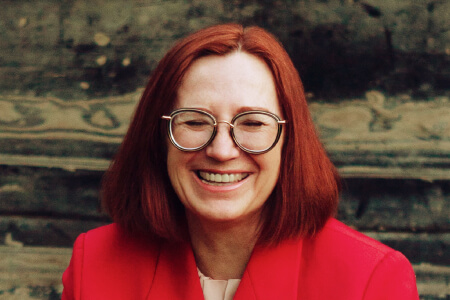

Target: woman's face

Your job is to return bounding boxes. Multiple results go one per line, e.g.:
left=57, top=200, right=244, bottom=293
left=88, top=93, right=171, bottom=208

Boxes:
left=166, top=52, right=284, bottom=226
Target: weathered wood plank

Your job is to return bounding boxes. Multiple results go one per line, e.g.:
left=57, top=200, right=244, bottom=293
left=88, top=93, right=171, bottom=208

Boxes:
left=414, top=263, right=450, bottom=299
left=362, top=232, right=450, bottom=265
left=0, top=246, right=69, bottom=300
left=338, top=178, right=450, bottom=232
left=0, top=246, right=70, bottom=288
left=0, top=139, right=119, bottom=161
left=0, top=217, right=109, bottom=247
left=1, top=166, right=449, bottom=232
left=0, top=165, right=105, bottom=218
left=337, top=166, right=450, bottom=181
left=1, top=153, right=449, bottom=180
left=1, top=1, right=449, bottom=100
left=0, top=93, right=140, bottom=143
left=1, top=92, right=449, bottom=179
left=1, top=91, right=448, bottom=148
left=0, top=154, right=110, bottom=172
left=0, top=245, right=447, bottom=299
left=1, top=153, right=450, bottom=181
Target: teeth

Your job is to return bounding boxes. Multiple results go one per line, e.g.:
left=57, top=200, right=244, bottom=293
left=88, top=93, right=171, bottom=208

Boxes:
left=199, top=172, right=248, bottom=184
left=222, top=174, right=229, bottom=182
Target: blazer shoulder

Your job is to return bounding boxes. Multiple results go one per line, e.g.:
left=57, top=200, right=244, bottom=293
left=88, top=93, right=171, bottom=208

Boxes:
left=64, top=223, right=162, bottom=299
left=320, top=218, right=393, bottom=256
left=81, top=223, right=117, bottom=246
left=298, top=218, right=418, bottom=299
left=302, top=218, right=397, bottom=275
left=362, top=249, right=419, bottom=299
left=82, top=223, right=161, bottom=255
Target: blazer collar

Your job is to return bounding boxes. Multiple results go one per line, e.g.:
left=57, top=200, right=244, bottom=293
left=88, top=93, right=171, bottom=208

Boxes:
left=147, top=238, right=303, bottom=299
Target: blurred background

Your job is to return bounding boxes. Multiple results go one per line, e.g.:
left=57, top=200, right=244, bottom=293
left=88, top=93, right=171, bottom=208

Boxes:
left=0, top=0, right=449, bottom=299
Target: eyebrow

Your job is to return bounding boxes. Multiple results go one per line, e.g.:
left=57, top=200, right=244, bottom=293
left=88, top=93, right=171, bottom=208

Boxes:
left=236, top=106, right=273, bottom=113
left=182, top=106, right=274, bottom=115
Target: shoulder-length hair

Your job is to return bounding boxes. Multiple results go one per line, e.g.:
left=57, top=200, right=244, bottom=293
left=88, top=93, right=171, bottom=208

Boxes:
left=102, top=23, right=340, bottom=245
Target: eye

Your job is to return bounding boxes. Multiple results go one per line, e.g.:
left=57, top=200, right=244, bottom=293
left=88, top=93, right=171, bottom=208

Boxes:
left=184, top=120, right=210, bottom=126
left=241, top=120, right=266, bottom=127
left=173, top=111, right=214, bottom=129
left=234, top=113, right=278, bottom=134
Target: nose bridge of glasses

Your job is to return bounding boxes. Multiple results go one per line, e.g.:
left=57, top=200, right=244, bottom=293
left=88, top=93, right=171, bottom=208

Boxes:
left=212, top=120, right=237, bottom=146
left=216, top=120, right=234, bottom=128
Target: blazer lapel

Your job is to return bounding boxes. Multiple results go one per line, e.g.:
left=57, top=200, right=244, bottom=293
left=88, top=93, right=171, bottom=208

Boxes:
left=234, top=239, right=303, bottom=300
left=147, top=240, right=204, bottom=299
left=146, top=238, right=303, bottom=300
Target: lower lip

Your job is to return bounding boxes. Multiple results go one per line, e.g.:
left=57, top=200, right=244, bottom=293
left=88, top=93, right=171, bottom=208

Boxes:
left=193, top=173, right=248, bottom=192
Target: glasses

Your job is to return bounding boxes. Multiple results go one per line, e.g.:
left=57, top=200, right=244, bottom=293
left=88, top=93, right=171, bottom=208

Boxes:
left=161, top=108, right=286, bottom=154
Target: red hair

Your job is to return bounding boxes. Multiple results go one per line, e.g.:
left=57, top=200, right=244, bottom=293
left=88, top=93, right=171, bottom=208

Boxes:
left=102, top=24, right=340, bottom=244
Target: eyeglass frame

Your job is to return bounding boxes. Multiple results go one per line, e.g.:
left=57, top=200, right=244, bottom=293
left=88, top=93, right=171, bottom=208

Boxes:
left=161, top=108, right=287, bottom=154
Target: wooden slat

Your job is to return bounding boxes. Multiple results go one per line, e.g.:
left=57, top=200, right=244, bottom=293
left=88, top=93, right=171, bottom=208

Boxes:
left=0, top=246, right=70, bottom=299
left=0, top=154, right=110, bottom=172
left=0, top=217, right=110, bottom=247
left=0, top=166, right=105, bottom=218
left=362, top=232, right=450, bottom=265
left=1, top=153, right=449, bottom=181
left=338, top=178, right=450, bottom=234
left=338, top=166, right=450, bottom=181
left=1, top=170, right=448, bottom=235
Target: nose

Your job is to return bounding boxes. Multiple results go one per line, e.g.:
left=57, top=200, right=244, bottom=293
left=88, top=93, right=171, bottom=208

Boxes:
left=205, top=122, right=240, bottom=161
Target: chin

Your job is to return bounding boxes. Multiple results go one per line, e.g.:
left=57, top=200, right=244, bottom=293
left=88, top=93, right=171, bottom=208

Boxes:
left=188, top=203, right=263, bottom=225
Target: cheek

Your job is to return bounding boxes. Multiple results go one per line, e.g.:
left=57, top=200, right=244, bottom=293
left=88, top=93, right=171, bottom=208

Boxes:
left=256, top=146, right=283, bottom=183
left=166, top=146, right=196, bottom=183
left=267, top=140, right=283, bottom=168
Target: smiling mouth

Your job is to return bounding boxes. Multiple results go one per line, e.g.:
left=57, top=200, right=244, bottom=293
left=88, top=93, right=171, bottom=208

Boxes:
left=197, top=171, right=249, bottom=186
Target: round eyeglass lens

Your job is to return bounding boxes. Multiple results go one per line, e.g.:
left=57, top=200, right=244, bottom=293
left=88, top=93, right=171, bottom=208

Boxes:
left=233, top=112, right=279, bottom=152
left=170, top=111, right=215, bottom=149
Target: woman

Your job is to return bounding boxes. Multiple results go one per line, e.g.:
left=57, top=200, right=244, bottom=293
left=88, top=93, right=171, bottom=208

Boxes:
left=62, top=24, right=419, bottom=299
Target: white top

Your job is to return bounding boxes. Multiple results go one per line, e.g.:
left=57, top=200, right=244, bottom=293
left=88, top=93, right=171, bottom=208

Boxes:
left=197, top=268, right=241, bottom=300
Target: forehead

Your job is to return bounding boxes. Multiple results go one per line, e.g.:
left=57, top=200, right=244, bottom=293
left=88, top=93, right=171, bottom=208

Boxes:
left=175, top=52, right=281, bottom=115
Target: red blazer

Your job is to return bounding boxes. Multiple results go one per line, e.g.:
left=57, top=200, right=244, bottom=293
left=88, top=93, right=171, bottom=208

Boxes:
left=62, top=218, right=419, bottom=299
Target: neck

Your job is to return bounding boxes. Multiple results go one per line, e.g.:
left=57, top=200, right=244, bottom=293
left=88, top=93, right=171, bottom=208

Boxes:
left=187, top=213, right=262, bottom=280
